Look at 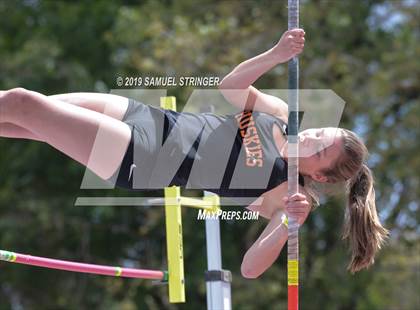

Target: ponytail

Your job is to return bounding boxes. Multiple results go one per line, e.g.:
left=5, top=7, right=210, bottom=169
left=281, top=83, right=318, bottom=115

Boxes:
left=343, top=164, right=389, bottom=273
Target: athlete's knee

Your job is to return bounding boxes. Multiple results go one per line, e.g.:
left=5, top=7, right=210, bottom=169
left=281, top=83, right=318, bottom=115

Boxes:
left=7, top=87, right=29, bottom=96
left=4, top=87, right=32, bottom=104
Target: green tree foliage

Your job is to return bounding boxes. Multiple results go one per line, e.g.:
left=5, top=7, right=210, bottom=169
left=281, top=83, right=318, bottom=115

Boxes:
left=0, top=0, right=418, bottom=309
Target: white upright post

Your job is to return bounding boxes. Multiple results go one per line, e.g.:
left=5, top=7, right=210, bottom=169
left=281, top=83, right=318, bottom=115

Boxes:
left=204, top=191, right=232, bottom=310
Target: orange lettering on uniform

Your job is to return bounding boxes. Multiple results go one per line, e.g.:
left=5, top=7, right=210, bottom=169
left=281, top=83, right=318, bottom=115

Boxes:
left=247, top=145, right=261, bottom=151
left=246, top=158, right=263, bottom=167
left=243, top=126, right=257, bottom=138
left=243, top=135, right=260, bottom=146
left=238, top=119, right=254, bottom=130
left=235, top=111, right=264, bottom=168
left=248, top=149, right=263, bottom=159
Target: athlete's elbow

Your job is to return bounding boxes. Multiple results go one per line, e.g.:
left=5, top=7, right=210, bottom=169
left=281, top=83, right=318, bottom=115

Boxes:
left=218, top=78, right=230, bottom=90
left=241, top=266, right=263, bottom=279
left=218, top=75, right=238, bottom=90
left=241, top=259, right=263, bottom=279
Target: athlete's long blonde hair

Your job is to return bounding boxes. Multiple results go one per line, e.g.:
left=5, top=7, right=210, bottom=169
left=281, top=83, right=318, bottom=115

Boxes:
left=319, top=129, right=389, bottom=273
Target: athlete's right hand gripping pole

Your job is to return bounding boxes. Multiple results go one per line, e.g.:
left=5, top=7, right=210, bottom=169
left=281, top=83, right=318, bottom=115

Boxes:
left=287, top=1, right=300, bottom=310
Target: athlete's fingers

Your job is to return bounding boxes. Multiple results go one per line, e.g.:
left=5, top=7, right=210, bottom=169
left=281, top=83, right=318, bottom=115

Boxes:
left=284, top=193, right=307, bottom=201
left=287, top=204, right=309, bottom=214
left=292, top=43, right=304, bottom=48
left=292, top=37, right=305, bottom=44
left=287, top=28, right=305, bottom=37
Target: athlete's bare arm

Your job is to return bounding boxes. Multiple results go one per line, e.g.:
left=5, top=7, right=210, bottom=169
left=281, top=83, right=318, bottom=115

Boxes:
left=218, top=29, right=305, bottom=122
left=242, top=183, right=311, bottom=278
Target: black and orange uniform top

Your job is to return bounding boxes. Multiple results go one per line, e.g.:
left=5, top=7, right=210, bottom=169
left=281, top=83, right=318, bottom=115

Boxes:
left=108, top=99, right=304, bottom=204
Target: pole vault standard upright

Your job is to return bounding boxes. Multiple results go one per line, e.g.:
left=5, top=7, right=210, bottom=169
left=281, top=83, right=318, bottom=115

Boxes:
left=287, top=1, right=300, bottom=310
left=160, top=97, right=232, bottom=310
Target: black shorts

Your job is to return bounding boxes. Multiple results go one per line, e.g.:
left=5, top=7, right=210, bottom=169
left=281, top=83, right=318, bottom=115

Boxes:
left=106, top=99, right=166, bottom=190
left=106, top=99, right=211, bottom=190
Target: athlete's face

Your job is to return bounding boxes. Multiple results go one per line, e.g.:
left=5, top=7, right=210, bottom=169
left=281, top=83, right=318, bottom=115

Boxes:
left=297, top=127, right=343, bottom=182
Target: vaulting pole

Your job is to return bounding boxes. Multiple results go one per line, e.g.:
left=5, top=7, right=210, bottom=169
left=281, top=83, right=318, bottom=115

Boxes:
left=287, top=1, right=300, bottom=310
left=0, top=250, right=167, bottom=280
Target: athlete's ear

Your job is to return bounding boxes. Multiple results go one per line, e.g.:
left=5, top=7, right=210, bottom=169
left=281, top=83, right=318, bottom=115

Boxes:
left=312, top=173, right=328, bottom=183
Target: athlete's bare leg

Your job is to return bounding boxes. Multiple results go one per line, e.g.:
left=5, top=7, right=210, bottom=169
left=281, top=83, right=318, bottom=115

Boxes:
left=48, top=93, right=129, bottom=120
left=0, top=92, right=130, bottom=141
left=0, top=88, right=131, bottom=180
left=0, top=122, right=43, bottom=141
